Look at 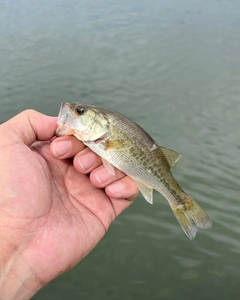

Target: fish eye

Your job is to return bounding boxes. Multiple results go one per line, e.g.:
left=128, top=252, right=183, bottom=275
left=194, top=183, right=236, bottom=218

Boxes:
left=75, top=106, right=85, bottom=115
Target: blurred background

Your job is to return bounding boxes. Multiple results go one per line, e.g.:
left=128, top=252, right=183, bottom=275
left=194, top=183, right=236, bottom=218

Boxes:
left=1, top=0, right=240, bottom=299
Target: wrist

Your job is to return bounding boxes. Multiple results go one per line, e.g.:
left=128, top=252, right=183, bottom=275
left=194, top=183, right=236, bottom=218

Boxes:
left=0, top=239, right=41, bottom=300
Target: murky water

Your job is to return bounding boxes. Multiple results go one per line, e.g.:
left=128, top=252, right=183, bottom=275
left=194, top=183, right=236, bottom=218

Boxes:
left=1, top=0, right=240, bottom=299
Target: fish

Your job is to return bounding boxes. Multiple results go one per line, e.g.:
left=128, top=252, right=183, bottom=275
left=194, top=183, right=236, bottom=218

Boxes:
left=56, top=102, right=212, bottom=239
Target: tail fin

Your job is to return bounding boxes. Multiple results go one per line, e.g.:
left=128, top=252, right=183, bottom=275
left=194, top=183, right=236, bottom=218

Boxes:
left=170, top=196, right=212, bottom=240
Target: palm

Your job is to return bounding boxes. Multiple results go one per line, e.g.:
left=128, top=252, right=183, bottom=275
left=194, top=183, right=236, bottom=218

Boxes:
left=0, top=111, right=138, bottom=299
left=1, top=141, right=117, bottom=283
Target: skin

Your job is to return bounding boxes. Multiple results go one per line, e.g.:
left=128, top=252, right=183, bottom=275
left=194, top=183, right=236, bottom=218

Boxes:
left=0, top=109, right=138, bottom=300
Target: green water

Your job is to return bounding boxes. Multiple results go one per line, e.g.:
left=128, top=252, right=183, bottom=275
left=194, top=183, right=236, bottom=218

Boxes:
left=1, top=0, right=240, bottom=299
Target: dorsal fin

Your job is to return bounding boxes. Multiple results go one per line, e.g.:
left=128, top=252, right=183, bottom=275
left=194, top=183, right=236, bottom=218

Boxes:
left=160, top=146, right=181, bottom=168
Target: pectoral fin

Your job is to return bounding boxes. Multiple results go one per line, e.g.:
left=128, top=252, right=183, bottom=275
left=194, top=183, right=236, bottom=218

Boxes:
left=160, top=146, right=181, bottom=168
left=105, top=140, right=131, bottom=151
left=101, top=158, right=116, bottom=176
left=136, top=182, right=153, bottom=204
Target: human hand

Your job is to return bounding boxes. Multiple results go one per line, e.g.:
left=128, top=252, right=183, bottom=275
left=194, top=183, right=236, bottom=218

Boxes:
left=0, top=109, right=138, bottom=300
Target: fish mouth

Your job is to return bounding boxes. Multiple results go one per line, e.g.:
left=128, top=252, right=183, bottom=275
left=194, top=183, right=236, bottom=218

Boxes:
left=55, top=124, right=74, bottom=136
left=56, top=102, right=75, bottom=136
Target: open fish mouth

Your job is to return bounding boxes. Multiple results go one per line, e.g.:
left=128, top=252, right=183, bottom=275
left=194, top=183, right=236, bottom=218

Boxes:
left=55, top=124, right=74, bottom=136
left=56, top=102, right=75, bottom=136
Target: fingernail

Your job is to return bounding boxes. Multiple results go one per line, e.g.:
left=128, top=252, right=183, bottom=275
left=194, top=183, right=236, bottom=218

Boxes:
left=108, top=182, right=125, bottom=194
left=95, top=168, right=112, bottom=184
left=78, top=152, right=95, bottom=171
left=52, top=141, right=72, bottom=157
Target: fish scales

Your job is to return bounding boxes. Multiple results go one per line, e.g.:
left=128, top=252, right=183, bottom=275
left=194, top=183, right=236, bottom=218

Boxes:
left=86, top=109, right=185, bottom=204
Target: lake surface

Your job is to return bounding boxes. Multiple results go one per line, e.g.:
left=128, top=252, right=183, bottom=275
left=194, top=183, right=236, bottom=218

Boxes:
left=1, top=0, right=240, bottom=299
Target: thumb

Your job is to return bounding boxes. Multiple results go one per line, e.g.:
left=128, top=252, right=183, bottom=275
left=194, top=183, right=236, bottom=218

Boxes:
left=0, top=109, right=58, bottom=146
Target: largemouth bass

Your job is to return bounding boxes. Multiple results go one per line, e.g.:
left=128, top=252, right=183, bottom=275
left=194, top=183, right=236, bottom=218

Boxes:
left=56, top=102, right=212, bottom=239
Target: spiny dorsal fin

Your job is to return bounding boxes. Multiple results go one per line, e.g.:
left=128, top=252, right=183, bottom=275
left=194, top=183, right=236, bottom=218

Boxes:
left=160, top=146, right=182, bottom=168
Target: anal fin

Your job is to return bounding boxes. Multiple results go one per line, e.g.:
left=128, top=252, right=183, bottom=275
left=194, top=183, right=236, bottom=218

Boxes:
left=136, top=182, right=153, bottom=204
